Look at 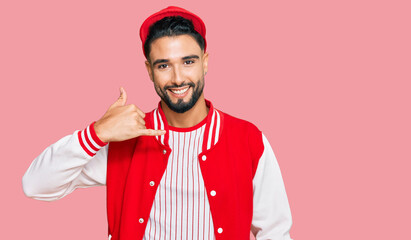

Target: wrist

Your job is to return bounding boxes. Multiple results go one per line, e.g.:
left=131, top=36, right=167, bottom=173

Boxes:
left=77, top=122, right=107, bottom=157
left=90, top=121, right=109, bottom=145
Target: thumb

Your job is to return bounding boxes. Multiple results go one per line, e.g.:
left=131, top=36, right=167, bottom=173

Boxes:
left=113, top=87, right=127, bottom=106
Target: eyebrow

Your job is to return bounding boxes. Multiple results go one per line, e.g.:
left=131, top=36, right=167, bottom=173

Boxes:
left=152, top=59, right=169, bottom=66
left=182, top=55, right=200, bottom=60
left=152, top=55, right=200, bottom=66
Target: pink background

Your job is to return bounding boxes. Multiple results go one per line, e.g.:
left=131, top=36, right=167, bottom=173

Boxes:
left=1, top=0, right=410, bottom=239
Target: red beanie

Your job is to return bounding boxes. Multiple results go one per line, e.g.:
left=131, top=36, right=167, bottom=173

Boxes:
left=139, top=6, right=207, bottom=57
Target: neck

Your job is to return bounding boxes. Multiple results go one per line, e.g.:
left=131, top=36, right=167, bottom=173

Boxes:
left=161, top=95, right=209, bottom=128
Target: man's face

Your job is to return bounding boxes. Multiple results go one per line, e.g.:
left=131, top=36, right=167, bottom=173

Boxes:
left=145, top=34, right=208, bottom=113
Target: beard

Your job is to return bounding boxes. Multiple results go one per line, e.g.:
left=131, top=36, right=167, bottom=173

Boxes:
left=155, top=77, right=204, bottom=113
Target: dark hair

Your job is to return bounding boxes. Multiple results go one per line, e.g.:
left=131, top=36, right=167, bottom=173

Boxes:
left=144, top=16, right=205, bottom=59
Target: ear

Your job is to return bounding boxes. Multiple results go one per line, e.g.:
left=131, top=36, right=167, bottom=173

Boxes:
left=202, top=52, right=209, bottom=75
left=145, top=60, right=154, bottom=82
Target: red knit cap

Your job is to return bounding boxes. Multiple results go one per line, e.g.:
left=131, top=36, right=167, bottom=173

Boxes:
left=139, top=6, right=207, bottom=58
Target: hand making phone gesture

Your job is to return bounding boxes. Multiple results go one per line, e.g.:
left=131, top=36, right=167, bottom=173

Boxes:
left=94, top=87, right=166, bottom=142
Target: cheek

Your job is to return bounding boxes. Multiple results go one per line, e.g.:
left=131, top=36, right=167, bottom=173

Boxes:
left=185, top=66, right=204, bottom=79
left=152, top=72, right=170, bottom=86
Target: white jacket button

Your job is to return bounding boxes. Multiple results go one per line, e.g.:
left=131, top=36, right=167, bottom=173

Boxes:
left=201, top=155, right=207, bottom=161
left=139, top=218, right=144, bottom=223
left=217, top=227, right=223, bottom=233
left=149, top=181, right=155, bottom=186
left=163, top=149, right=167, bottom=154
left=210, top=190, right=216, bottom=196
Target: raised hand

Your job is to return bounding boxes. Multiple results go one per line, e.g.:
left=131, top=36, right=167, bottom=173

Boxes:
left=94, top=87, right=166, bottom=142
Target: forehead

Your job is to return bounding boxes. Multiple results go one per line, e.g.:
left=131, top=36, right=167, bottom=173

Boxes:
left=149, top=35, right=202, bottom=61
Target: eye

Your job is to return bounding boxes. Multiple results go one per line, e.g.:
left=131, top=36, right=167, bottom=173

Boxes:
left=184, top=60, right=195, bottom=65
left=158, top=64, right=168, bottom=69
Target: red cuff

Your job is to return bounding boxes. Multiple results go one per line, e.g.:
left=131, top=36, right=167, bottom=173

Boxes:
left=77, top=122, right=107, bottom=157
left=90, top=122, right=108, bottom=146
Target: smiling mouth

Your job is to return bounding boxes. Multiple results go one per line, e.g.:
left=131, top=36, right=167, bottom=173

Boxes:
left=168, top=86, right=190, bottom=95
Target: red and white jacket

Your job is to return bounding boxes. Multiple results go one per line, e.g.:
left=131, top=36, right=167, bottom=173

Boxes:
left=22, top=100, right=293, bottom=240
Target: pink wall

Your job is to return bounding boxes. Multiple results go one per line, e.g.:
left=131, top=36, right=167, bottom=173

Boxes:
left=1, top=0, right=410, bottom=239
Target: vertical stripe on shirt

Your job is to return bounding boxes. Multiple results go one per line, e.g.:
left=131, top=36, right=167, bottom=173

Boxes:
left=143, top=124, right=215, bottom=240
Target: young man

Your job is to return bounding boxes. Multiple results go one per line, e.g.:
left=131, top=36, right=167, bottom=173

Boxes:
left=23, top=6, right=293, bottom=240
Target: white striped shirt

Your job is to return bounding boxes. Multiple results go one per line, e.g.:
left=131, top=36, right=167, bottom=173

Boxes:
left=143, top=121, right=215, bottom=240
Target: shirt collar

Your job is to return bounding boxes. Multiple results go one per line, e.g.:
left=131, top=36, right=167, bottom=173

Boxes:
left=151, top=99, right=223, bottom=151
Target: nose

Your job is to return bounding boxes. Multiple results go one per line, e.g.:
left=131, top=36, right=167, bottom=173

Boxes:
left=171, top=66, right=184, bottom=86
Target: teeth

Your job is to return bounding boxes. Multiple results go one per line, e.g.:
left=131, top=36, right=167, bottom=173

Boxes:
left=171, top=87, right=189, bottom=94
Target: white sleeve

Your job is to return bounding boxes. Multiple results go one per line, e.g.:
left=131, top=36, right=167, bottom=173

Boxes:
left=22, top=123, right=108, bottom=201
left=251, top=133, right=293, bottom=240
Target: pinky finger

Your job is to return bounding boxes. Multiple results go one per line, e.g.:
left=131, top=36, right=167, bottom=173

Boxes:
left=139, top=129, right=166, bottom=136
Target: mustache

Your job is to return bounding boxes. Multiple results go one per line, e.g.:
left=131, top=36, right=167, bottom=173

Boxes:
left=164, top=82, right=195, bottom=91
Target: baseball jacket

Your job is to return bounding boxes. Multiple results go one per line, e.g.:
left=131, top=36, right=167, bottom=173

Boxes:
left=22, top=100, right=293, bottom=240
